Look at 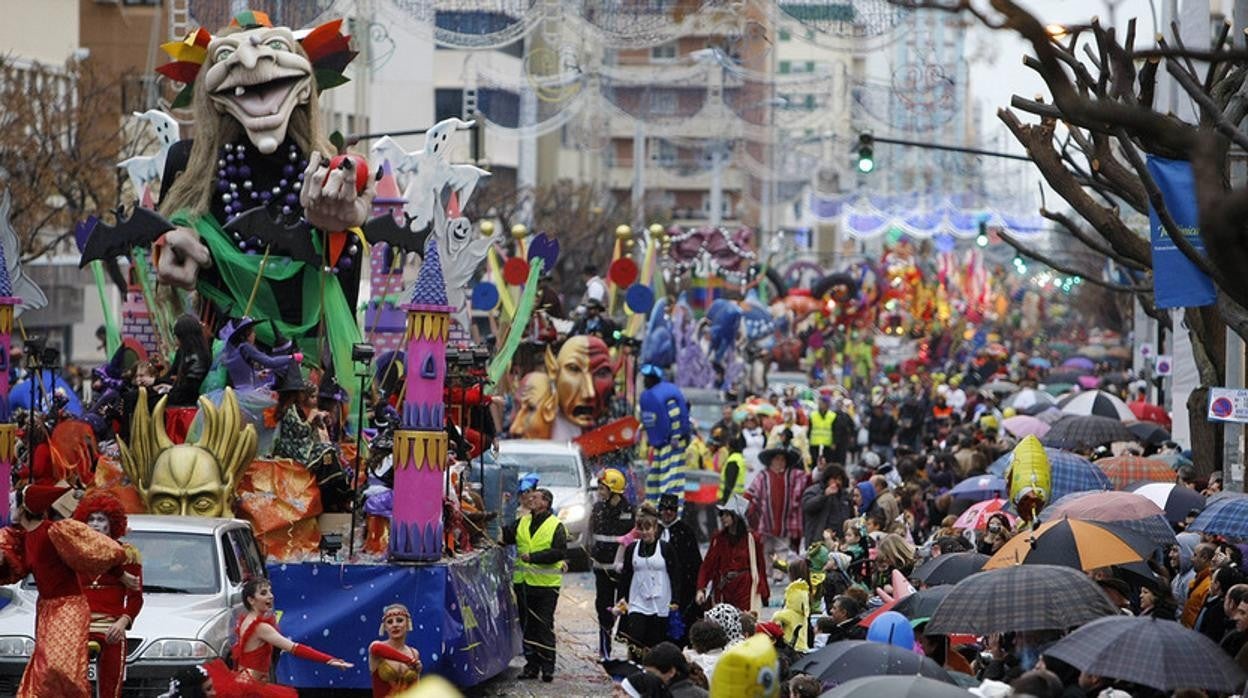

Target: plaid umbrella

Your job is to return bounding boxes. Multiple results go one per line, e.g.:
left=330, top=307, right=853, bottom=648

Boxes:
left=790, top=641, right=954, bottom=686
left=926, top=565, right=1118, bottom=635
left=1038, top=491, right=1176, bottom=548
left=1187, top=494, right=1248, bottom=539
left=984, top=519, right=1143, bottom=572
left=950, top=475, right=1007, bottom=501
left=1059, top=390, right=1135, bottom=421
left=988, top=447, right=1112, bottom=500
left=1127, top=421, right=1171, bottom=446
left=1132, top=483, right=1206, bottom=524
left=1095, top=455, right=1175, bottom=489
left=819, top=676, right=970, bottom=698
left=1045, top=615, right=1247, bottom=692
left=1042, top=415, right=1135, bottom=450
left=913, top=552, right=991, bottom=586
left=1002, top=415, right=1050, bottom=439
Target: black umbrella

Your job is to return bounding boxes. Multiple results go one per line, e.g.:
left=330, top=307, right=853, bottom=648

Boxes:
left=819, top=675, right=970, bottom=698
left=892, top=586, right=953, bottom=620
left=926, top=565, right=1118, bottom=635
left=1045, top=615, right=1247, bottom=692
left=790, top=640, right=953, bottom=686
left=913, top=552, right=990, bottom=587
left=1127, top=421, right=1171, bottom=446
left=1041, top=415, right=1135, bottom=450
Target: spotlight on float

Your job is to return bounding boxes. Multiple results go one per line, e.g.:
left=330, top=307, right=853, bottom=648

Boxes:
left=856, top=133, right=875, bottom=174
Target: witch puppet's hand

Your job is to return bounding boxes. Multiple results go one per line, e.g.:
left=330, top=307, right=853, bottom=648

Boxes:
left=300, top=151, right=376, bottom=233
left=154, top=226, right=212, bottom=290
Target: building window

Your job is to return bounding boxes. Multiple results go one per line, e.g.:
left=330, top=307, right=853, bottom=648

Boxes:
left=779, top=28, right=791, bottom=41
left=779, top=61, right=791, bottom=74
left=806, top=61, right=816, bottom=73
left=805, top=94, right=816, bottom=110
left=654, top=140, right=677, bottom=166
left=647, top=90, right=678, bottom=115
left=435, top=88, right=464, bottom=123
left=122, top=0, right=162, bottom=5
left=651, top=42, right=678, bottom=61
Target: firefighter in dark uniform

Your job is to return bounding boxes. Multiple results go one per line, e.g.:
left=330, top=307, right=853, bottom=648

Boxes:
left=589, top=467, right=636, bottom=660
left=503, top=487, right=567, bottom=682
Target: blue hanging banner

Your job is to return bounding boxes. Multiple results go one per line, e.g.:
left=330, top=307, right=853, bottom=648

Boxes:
left=1146, top=155, right=1216, bottom=308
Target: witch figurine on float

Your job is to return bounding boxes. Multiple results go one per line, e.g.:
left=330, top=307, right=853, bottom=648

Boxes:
left=151, top=9, right=369, bottom=391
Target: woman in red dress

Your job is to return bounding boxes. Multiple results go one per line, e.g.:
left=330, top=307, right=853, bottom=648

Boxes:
left=368, top=603, right=421, bottom=696
left=203, top=578, right=351, bottom=697
left=695, top=494, right=769, bottom=613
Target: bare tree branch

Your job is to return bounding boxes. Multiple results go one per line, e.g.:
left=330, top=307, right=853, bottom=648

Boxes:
left=997, top=230, right=1148, bottom=293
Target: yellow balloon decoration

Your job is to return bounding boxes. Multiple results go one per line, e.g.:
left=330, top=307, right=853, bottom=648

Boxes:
left=1008, top=434, right=1051, bottom=507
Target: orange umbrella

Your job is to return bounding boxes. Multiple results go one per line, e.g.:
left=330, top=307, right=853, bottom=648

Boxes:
left=1095, top=455, right=1175, bottom=490
left=985, top=518, right=1143, bottom=572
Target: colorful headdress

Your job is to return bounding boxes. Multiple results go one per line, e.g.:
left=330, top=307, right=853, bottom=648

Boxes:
left=157, top=11, right=357, bottom=109
left=378, top=603, right=413, bottom=635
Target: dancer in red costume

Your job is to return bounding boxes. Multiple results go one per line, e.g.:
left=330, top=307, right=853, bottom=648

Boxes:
left=0, top=484, right=126, bottom=698
left=203, top=578, right=351, bottom=697
left=73, top=491, right=143, bottom=698
left=368, top=603, right=421, bottom=696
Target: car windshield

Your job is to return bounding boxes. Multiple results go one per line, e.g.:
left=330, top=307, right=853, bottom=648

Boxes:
left=127, top=531, right=221, bottom=594
left=496, top=452, right=583, bottom=487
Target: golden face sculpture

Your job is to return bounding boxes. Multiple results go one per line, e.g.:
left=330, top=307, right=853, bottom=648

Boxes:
left=546, top=336, right=613, bottom=429
left=204, top=27, right=314, bottom=154
left=119, top=388, right=257, bottom=517
left=510, top=371, right=556, bottom=439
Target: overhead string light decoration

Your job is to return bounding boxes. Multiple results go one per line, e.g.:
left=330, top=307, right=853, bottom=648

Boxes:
left=769, top=0, right=911, bottom=39
left=568, top=0, right=742, bottom=49
left=187, top=0, right=340, bottom=32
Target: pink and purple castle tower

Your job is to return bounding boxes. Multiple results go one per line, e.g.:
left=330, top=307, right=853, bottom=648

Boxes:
left=390, top=235, right=452, bottom=561
left=0, top=243, right=19, bottom=525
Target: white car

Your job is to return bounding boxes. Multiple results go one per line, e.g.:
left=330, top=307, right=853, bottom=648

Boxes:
left=0, top=516, right=267, bottom=696
left=496, top=440, right=593, bottom=565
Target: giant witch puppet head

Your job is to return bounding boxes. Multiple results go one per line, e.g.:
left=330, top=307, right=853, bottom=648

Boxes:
left=157, top=10, right=354, bottom=220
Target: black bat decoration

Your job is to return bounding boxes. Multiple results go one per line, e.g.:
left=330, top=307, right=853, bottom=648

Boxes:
left=361, top=212, right=429, bottom=255
left=224, top=205, right=321, bottom=266
left=78, top=206, right=176, bottom=268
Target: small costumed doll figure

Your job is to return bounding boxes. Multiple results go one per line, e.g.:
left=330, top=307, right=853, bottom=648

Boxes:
left=0, top=484, right=126, bottom=698
left=73, top=491, right=143, bottom=698
left=368, top=603, right=422, bottom=696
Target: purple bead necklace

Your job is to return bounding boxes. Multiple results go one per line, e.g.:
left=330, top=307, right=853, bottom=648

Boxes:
left=216, top=142, right=308, bottom=219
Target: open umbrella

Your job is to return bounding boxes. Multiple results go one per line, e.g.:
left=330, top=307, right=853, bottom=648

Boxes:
left=1059, top=390, right=1135, bottom=421
left=789, top=640, right=954, bottom=687
left=1132, top=482, right=1206, bottom=524
left=1027, top=357, right=1052, bottom=369
left=1106, top=346, right=1132, bottom=360
left=1095, top=455, right=1175, bottom=489
left=1002, top=415, right=1050, bottom=439
left=1077, top=345, right=1108, bottom=359
left=988, top=447, right=1112, bottom=500
left=1003, top=388, right=1057, bottom=413
left=818, top=676, right=969, bottom=698
left=1152, top=452, right=1192, bottom=469
left=926, top=565, right=1118, bottom=634
left=891, top=585, right=954, bottom=620
left=1041, top=382, right=1075, bottom=397
left=1044, top=615, right=1247, bottom=693
left=1038, top=491, right=1176, bottom=548
left=1128, top=401, right=1171, bottom=429
left=1032, top=406, right=1067, bottom=423
left=980, top=380, right=1018, bottom=395
left=913, top=552, right=990, bottom=586
left=984, top=518, right=1143, bottom=572
left=1042, top=415, right=1136, bottom=450
left=1187, top=494, right=1248, bottom=539
left=1076, top=375, right=1102, bottom=390
left=732, top=399, right=778, bottom=422
left=949, top=475, right=1007, bottom=501
left=953, top=498, right=1014, bottom=531
left=1127, top=421, right=1171, bottom=446
left=1062, top=357, right=1096, bottom=371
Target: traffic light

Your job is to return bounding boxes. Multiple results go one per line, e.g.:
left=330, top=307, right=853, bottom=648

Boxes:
left=856, top=133, right=875, bottom=174
left=976, top=220, right=988, bottom=247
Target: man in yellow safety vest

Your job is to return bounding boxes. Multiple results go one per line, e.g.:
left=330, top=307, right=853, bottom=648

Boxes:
left=809, top=396, right=837, bottom=467
left=503, top=488, right=567, bottom=682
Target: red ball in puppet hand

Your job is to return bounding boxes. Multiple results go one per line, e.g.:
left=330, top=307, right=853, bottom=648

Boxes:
left=325, top=154, right=370, bottom=194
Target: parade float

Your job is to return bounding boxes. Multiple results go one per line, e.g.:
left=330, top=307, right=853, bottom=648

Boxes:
left=51, top=10, right=532, bottom=690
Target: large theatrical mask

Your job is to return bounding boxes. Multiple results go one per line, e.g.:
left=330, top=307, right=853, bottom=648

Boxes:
left=202, top=26, right=314, bottom=154
left=118, top=388, right=257, bottom=516
left=544, top=336, right=614, bottom=439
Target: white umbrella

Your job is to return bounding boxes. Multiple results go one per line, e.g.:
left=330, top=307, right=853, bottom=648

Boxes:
left=1060, top=390, right=1134, bottom=421
left=1003, top=388, right=1057, bottom=412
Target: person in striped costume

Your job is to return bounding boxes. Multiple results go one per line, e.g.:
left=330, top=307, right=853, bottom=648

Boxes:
left=639, top=365, right=691, bottom=502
